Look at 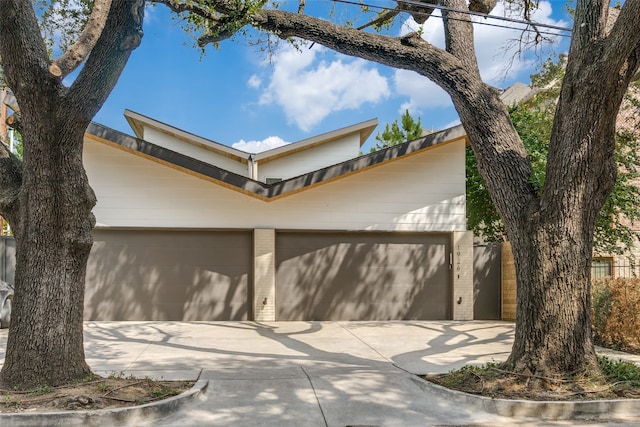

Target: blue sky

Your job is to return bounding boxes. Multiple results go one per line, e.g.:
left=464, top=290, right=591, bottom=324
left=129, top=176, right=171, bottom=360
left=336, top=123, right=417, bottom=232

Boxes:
left=92, top=1, right=572, bottom=153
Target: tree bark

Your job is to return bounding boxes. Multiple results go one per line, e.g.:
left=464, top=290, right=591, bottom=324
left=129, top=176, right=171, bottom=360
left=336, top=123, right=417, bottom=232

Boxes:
left=1, top=122, right=96, bottom=387
left=504, top=1, right=640, bottom=379
left=0, top=0, right=144, bottom=388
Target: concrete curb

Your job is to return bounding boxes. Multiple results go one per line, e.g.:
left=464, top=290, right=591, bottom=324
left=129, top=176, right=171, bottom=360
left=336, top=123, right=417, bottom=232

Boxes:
left=0, top=379, right=209, bottom=427
left=411, top=375, right=640, bottom=421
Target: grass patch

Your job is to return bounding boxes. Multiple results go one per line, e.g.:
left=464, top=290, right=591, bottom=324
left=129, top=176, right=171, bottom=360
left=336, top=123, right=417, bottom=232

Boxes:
left=0, top=375, right=195, bottom=413
left=423, top=357, right=640, bottom=401
left=599, top=355, right=640, bottom=386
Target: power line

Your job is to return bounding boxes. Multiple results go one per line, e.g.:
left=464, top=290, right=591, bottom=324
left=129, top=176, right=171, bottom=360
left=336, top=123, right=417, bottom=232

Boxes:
left=330, top=0, right=572, bottom=37
left=398, top=0, right=572, bottom=32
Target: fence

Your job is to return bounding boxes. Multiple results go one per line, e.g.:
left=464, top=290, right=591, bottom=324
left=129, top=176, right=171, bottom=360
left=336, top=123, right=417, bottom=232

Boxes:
left=592, top=257, right=639, bottom=279
left=0, top=237, right=15, bottom=284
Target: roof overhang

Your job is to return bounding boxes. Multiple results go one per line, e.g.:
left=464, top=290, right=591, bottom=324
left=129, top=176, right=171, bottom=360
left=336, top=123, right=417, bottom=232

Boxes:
left=86, top=122, right=468, bottom=202
left=124, top=109, right=249, bottom=164
left=124, top=109, right=378, bottom=165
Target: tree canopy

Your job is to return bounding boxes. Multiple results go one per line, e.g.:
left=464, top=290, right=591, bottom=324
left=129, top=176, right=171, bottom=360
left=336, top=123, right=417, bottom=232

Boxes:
left=467, top=60, right=640, bottom=256
left=370, top=109, right=423, bottom=152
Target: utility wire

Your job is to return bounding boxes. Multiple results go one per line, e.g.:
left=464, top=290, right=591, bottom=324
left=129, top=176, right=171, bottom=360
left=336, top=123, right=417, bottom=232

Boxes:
left=398, top=0, right=572, bottom=31
left=330, top=0, right=572, bottom=36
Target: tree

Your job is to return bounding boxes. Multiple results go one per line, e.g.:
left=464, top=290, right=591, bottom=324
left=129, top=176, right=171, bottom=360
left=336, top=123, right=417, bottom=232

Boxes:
left=467, top=72, right=640, bottom=257
left=155, top=0, right=640, bottom=382
left=370, top=109, right=423, bottom=152
left=1, top=0, right=639, bottom=389
left=0, top=0, right=145, bottom=388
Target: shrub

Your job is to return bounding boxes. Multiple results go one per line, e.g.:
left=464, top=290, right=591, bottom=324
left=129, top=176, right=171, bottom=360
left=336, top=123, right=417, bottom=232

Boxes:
left=592, top=277, right=640, bottom=351
left=598, top=355, right=640, bottom=386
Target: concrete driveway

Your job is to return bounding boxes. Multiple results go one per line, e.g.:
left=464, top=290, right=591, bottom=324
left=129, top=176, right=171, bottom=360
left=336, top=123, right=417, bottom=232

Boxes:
left=1, top=321, right=639, bottom=426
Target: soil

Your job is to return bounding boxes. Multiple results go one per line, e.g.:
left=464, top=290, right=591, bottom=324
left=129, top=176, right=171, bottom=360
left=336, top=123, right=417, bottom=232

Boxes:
left=423, top=367, right=640, bottom=401
left=2, top=346, right=638, bottom=413
left=0, top=375, right=194, bottom=414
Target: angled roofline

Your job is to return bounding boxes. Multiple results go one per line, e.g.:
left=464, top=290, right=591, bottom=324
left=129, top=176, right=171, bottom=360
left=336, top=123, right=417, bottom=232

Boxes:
left=85, top=122, right=467, bottom=202
left=124, top=109, right=378, bottom=165
left=124, top=109, right=249, bottom=163
left=253, top=118, right=378, bottom=163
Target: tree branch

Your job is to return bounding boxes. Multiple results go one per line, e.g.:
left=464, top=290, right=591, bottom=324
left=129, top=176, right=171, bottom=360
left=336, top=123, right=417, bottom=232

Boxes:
left=397, top=0, right=436, bottom=24
left=251, top=8, right=537, bottom=220
left=356, top=9, right=400, bottom=31
left=254, top=9, right=459, bottom=82
left=53, top=0, right=114, bottom=78
left=6, top=113, right=22, bottom=134
left=66, top=0, right=146, bottom=123
left=0, top=0, right=56, bottom=106
left=604, top=1, right=640, bottom=80
left=149, top=0, right=535, bottom=224
left=155, top=0, right=231, bottom=19
left=571, top=0, right=608, bottom=49
left=0, top=142, right=22, bottom=230
left=542, top=1, right=640, bottom=232
left=441, top=0, right=479, bottom=73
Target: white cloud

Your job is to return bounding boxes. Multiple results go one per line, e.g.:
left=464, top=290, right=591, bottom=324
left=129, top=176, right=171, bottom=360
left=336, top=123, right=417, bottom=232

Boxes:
left=395, top=1, right=568, bottom=111
left=258, top=45, right=390, bottom=131
left=232, top=136, right=289, bottom=153
left=247, top=74, right=262, bottom=89
left=395, top=71, right=451, bottom=114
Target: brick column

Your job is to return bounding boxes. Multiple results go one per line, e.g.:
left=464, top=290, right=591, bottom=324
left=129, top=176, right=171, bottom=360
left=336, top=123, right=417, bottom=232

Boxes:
left=452, top=231, right=474, bottom=320
left=501, top=241, right=516, bottom=321
left=253, top=229, right=276, bottom=321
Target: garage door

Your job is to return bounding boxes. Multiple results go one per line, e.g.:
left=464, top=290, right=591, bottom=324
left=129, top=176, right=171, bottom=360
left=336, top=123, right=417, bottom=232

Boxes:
left=85, top=229, right=252, bottom=321
left=276, top=232, right=451, bottom=320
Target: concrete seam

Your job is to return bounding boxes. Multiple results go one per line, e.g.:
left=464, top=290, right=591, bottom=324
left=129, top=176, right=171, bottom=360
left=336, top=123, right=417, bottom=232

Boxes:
left=337, top=322, right=393, bottom=364
left=300, top=366, right=329, bottom=427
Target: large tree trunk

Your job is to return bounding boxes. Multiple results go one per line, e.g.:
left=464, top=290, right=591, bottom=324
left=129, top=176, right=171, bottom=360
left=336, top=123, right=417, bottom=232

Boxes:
left=452, top=66, right=621, bottom=380
left=507, top=216, right=601, bottom=378
left=504, top=2, right=638, bottom=379
left=450, top=86, right=602, bottom=380
left=0, top=0, right=144, bottom=389
left=1, top=121, right=96, bottom=387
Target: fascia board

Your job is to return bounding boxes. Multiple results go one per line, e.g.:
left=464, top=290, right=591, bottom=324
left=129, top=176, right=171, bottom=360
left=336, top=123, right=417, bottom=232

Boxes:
left=254, top=118, right=378, bottom=164
left=86, top=121, right=466, bottom=202
left=123, top=109, right=250, bottom=163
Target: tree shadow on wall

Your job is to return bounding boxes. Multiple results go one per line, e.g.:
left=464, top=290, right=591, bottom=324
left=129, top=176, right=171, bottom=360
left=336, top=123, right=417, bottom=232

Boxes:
left=473, top=243, right=502, bottom=320
left=276, top=232, right=451, bottom=320
left=84, top=229, right=251, bottom=321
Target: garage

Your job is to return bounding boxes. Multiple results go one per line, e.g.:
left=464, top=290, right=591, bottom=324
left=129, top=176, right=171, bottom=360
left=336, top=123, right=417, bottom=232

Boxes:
left=275, top=232, right=452, bottom=320
left=84, top=229, right=252, bottom=321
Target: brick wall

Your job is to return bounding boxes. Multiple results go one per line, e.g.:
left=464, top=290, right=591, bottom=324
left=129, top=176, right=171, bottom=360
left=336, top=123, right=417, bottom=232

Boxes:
left=253, top=229, right=276, bottom=321
left=501, top=241, right=516, bottom=321
left=453, top=231, right=474, bottom=320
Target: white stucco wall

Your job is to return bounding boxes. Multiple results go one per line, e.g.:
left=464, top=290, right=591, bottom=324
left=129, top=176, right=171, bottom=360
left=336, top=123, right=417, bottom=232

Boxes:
left=258, top=134, right=361, bottom=181
left=84, top=139, right=466, bottom=232
left=143, top=127, right=248, bottom=177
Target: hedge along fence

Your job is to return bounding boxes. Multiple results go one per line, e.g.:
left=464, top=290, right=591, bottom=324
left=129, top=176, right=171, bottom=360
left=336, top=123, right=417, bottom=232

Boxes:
left=592, top=277, right=640, bottom=351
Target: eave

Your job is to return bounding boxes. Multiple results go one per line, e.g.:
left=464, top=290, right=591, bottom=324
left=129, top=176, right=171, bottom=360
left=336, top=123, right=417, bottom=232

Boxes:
left=86, top=122, right=468, bottom=202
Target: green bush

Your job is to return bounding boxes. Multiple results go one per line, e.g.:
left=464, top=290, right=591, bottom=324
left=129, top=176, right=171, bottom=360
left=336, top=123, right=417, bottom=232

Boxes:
left=598, top=355, right=640, bottom=386
left=592, top=277, right=640, bottom=351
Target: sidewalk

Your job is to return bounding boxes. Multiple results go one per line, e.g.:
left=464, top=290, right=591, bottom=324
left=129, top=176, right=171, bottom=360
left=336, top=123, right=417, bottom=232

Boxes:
left=1, top=321, right=639, bottom=426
